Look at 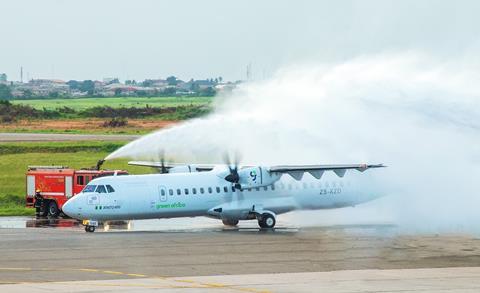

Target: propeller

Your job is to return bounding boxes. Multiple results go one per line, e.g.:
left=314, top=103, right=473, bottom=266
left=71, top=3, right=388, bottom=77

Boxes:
left=154, top=150, right=168, bottom=174
left=223, top=152, right=241, bottom=188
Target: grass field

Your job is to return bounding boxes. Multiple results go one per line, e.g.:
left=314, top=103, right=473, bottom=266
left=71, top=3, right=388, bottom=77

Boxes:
left=0, top=141, right=154, bottom=216
left=12, top=96, right=213, bottom=110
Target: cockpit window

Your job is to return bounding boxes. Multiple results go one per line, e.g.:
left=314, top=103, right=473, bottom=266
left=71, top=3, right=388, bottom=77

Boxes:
left=83, top=185, right=97, bottom=193
left=106, top=185, right=115, bottom=193
left=96, top=185, right=107, bottom=193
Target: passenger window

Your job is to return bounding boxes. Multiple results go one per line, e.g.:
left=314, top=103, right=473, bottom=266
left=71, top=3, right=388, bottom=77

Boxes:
left=200, top=187, right=204, bottom=194
left=177, top=189, right=181, bottom=195
left=76, top=176, right=84, bottom=185
left=106, top=185, right=115, bottom=193
left=208, top=187, right=212, bottom=194
left=216, top=187, right=220, bottom=193
left=223, top=186, right=228, bottom=193
left=184, top=188, right=189, bottom=195
left=161, top=189, right=166, bottom=196
left=231, top=186, right=235, bottom=192
left=193, top=188, right=197, bottom=195
left=169, top=189, right=173, bottom=196
left=96, top=185, right=107, bottom=193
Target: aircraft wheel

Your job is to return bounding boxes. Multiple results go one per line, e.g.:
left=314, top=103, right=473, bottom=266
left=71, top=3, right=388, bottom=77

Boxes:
left=222, top=219, right=239, bottom=226
left=85, top=225, right=96, bottom=233
left=258, top=213, right=276, bottom=229
left=47, top=201, right=59, bottom=218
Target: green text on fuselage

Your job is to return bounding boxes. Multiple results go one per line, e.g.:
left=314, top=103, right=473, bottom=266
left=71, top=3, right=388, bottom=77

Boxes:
left=156, top=202, right=186, bottom=209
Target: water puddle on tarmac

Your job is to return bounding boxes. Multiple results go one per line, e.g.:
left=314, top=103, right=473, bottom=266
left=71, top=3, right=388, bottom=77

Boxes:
left=0, top=216, right=300, bottom=233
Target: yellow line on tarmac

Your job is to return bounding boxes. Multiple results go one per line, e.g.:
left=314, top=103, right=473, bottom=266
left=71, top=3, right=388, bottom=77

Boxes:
left=0, top=268, right=32, bottom=271
left=77, top=268, right=99, bottom=272
left=102, top=270, right=125, bottom=275
left=127, top=273, right=148, bottom=277
left=0, top=267, right=270, bottom=293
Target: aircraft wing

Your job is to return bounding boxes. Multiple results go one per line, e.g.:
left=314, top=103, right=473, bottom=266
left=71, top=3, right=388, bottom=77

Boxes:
left=128, top=161, right=215, bottom=172
left=268, top=164, right=385, bottom=180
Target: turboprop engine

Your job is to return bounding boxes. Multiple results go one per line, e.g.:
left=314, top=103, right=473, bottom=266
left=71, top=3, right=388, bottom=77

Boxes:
left=222, top=166, right=282, bottom=190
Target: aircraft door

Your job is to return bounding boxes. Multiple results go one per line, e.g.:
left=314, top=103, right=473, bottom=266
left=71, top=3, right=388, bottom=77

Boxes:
left=158, top=186, right=167, bottom=202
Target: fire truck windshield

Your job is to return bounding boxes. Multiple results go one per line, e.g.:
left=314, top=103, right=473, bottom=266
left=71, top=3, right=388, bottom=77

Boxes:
left=83, top=185, right=96, bottom=193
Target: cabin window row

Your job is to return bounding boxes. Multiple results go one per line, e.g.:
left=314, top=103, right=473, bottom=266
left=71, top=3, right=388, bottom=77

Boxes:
left=160, top=181, right=347, bottom=196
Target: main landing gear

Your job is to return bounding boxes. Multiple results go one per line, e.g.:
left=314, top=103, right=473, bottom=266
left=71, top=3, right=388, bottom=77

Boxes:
left=85, top=225, right=96, bottom=233
left=222, top=219, right=239, bottom=226
left=257, top=213, right=276, bottom=229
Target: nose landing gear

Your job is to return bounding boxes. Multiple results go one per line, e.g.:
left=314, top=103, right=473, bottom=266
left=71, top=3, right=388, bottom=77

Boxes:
left=82, top=220, right=98, bottom=233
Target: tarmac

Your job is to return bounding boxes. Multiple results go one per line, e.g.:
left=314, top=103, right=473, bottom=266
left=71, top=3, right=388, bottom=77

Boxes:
left=2, top=217, right=480, bottom=292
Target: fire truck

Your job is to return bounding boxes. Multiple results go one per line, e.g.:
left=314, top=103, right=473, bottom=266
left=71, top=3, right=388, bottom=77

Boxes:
left=26, top=161, right=128, bottom=218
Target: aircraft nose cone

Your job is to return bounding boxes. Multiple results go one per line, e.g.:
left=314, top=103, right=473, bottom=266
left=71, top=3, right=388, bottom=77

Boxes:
left=62, top=198, right=77, bottom=218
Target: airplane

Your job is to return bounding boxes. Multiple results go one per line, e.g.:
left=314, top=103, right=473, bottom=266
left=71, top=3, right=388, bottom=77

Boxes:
left=62, top=159, right=386, bottom=232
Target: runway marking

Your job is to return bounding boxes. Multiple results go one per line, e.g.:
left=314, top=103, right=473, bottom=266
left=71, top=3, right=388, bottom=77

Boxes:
left=0, top=267, right=271, bottom=293
left=102, top=270, right=125, bottom=275
left=127, top=273, right=148, bottom=277
left=77, top=268, right=99, bottom=272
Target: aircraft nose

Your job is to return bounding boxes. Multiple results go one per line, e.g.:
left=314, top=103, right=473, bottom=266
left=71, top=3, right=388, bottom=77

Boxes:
left=62, top=197, right=78, bottom=219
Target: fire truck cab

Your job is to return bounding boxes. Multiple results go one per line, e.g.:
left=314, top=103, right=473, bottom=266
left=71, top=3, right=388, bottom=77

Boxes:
left=26, top=166, right=128, bottom=218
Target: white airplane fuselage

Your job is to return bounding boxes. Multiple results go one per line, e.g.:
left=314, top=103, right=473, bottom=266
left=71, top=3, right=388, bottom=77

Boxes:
left=63, top=167, right=384, bottom=223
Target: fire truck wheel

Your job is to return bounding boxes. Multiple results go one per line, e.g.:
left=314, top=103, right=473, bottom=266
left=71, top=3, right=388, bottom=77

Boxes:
left=85, top=226, right=95, bottom=233
left=47, top=201, right=59, bottom=218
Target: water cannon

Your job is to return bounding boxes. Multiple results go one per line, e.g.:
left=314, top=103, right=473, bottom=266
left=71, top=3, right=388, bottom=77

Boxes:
left=96, top=159, right=105, bottom=171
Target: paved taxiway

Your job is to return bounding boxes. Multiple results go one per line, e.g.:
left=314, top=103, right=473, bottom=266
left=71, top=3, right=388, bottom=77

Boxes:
left=2, top=218, right=480, bottom=292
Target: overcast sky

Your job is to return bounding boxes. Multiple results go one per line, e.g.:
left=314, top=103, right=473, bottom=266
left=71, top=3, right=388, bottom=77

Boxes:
left=1, top=0, right=479, bottom=82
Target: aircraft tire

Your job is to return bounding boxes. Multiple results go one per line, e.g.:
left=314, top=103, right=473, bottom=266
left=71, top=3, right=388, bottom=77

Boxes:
left=85, top=225, right=96, bottom=233
left=47, top=201, right=59, bottom=218
left=222, top=219, right=239, bottom=226
left=258, top=213, right=276, bottom=229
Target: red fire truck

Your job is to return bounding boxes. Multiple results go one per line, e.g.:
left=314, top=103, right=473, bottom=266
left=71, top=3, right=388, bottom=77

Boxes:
left=26, top=163, right=128, bottom=218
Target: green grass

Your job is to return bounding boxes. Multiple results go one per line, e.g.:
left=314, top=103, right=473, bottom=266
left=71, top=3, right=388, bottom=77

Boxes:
left=0, top=141, right=154, bottom=216
left=12, top=96, right=213, bottom=111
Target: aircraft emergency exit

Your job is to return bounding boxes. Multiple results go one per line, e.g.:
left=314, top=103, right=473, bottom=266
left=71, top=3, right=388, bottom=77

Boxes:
left=62, top=159, right=386, bottom=232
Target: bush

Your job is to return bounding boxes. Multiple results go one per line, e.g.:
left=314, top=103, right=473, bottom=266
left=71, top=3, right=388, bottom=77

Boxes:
left=102, top=118, right=128, bottom=127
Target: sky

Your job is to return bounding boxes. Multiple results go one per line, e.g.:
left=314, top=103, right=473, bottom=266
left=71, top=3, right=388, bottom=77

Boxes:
left=1, top=0, right=479, bottom=82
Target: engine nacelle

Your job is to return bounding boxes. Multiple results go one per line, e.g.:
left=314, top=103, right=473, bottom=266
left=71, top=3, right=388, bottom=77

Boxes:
left=237, top=166, right=281, bottom=189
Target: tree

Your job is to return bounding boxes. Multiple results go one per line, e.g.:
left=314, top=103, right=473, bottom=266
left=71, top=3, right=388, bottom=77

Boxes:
left=218, top=76, right=223, bottom=83
left=166, top=76, right=178, bottom=86
left=80, top=80, right=95, bottom=95
left=0, top=84, right=13, bottom=100
left=114, top=88, right=122, bottom=96
left=142, top=79, right=154, bottom=87
left=67, top=80, right=80, bottom=90
left=162, top=87, right=176, bottom=96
